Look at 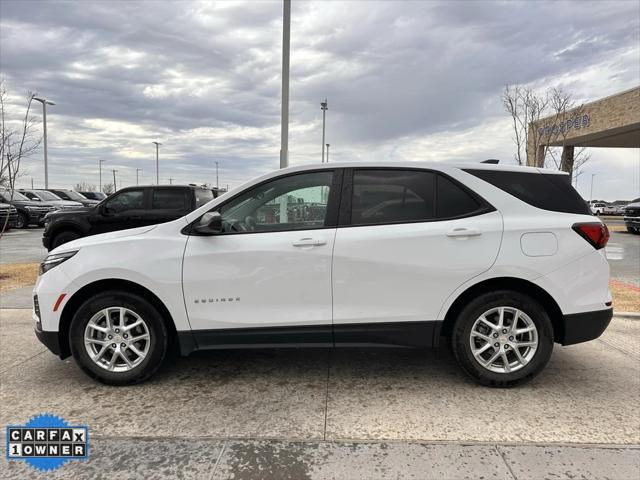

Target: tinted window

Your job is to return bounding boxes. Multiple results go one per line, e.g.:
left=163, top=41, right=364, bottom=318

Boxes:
left=351, top=170, right=435, bottom=225
left=152, top=189, right=189, bottom=210
left=436, top=175, right=481, bottom=218
left=104, top=190, right=145, bottom=213
left=464, top=169, right=590, bottom=215
left=219, top=171, right=333, bottom=233
left=195, top=189, right=214, bottom=207
left=50, top=190, right=70, bottom=200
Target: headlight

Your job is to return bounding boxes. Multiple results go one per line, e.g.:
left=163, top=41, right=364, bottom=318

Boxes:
left=39, top=250, right=78, bottom=275
left=24, top=206, right=35, bottom=210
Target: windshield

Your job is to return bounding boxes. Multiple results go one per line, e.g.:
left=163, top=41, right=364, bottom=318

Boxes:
left=63, top=190, right=88, bottom=201
left=1, top=190, right=29, bottom=201
left=34, top=190, right=62, bottom=201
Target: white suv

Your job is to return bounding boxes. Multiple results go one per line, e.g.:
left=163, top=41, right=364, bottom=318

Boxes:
left=33, top=162, right=612, bottom=387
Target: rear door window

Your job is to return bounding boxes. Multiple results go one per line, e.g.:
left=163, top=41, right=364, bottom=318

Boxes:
left=464, top=169, right=590, bottom=215
left=152, top=189, right=190, bottom=211
left=351, top=170, right=436, bottom=225
left=436, top=175, right=482, bottom=219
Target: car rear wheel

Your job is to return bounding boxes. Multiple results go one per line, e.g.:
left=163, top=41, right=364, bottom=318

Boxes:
left=15, top=212, right=28, bottom=229
left=627, top=226, right=638, bottom=234
left=69, top=291, right=168, bottom=385
left=51, top=230, right=80, bottom=249
left=451, top=290, right=554, bottom=387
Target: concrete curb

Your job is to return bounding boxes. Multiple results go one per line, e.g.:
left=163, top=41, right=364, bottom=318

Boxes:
left=614, top=312, right=640, bottom=319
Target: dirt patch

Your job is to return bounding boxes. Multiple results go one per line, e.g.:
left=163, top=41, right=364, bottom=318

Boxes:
left=0, top=262, right=39, bottom=293
left=610, top=280, right=640, bottom=313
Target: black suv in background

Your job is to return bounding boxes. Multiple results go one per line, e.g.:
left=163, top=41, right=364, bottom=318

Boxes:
left=43, top=185, right=214, bottom=250
left=624, top=197, right=640, bottom=234
left=78, top=191, right=107, bottom=201
left=0, top=189, right=58, bottom=228
left=47, top=189, right=100, bottom=207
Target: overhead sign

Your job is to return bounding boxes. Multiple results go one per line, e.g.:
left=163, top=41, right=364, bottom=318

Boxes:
left=539, top=114, right=590, bottom=137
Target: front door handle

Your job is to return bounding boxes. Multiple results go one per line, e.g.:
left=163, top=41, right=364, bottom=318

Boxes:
left=292, top=238, right=326, bottom=247
left=446, top=228, right=482, bottom=237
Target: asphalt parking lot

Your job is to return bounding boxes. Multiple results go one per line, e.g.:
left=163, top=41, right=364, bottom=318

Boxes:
left=1, top=220, right=639, bottom=478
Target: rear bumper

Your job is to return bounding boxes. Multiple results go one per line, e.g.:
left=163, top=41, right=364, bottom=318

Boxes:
left=560, top=308, right=613, bottom=345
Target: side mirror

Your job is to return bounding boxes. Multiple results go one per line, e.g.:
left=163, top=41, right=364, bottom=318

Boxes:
left=194, top=211, right=222, bottom=235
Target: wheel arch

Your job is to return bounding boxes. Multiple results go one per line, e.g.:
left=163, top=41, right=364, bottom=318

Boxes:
left=48, top=222, right=85, bottom=242
left=439, top=277, right=564, bottom=343
left=58, top=278, right=178, bottom=359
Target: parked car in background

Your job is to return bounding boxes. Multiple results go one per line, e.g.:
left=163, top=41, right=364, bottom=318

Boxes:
left=18, top=189, right=84, bottom=210
left=34, top=162, right=612, bottom=387
left=589, top=202, right=615, bottom=215
left=0, top=189, right=58, bottom=228
left=43, top=184, right=214, bottom=250
left=47, top=189, right=100, bottom=207
left=79, top=191, right=107, bottom=201
left=0, top=202, right=18, bottom=230
left=623, top=198, right=640, bottom=234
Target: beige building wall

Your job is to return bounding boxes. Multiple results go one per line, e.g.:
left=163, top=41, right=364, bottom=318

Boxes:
left=526, top=87, right=640, bottom=167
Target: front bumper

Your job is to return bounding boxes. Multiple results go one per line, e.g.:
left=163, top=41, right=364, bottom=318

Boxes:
left=624, top=216, right=640, bottom=227
left=35, top=326, right=62, bottom=357
left=560, top=307, right=613, bottom=345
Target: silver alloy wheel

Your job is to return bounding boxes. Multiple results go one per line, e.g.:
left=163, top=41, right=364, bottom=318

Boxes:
left=469, top=306, right=538, bottom=374
left=84, top=307, right=151, bottom=372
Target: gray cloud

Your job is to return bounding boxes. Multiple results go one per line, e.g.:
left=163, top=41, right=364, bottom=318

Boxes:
left=0, top=0, right=638, bottom=199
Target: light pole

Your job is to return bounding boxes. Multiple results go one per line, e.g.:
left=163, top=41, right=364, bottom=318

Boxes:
left=168, top=178, right=173, bottom=185
left=215, top=161, right=219, bottom=189
left=321, top=99, right=328, bottom=163
left=590, top=174, right=596, bottom=203
left=326, top=143, right=330, bottom=163
left=152, top=141, right=161, bottom=184
left=112, top=169, right=118, bottom=191
left=33, top=97, right=55, bottom=188
left=279, top=0, right=291, bottom=169
left=136, top=168, right=141, bottom=186
left=99, top=159, right=106, bottom=192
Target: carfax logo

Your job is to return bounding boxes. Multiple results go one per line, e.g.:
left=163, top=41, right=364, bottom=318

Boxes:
left=6, top=414, right=88, bottom=472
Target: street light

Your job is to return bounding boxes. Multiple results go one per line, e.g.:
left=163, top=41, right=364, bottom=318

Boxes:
left=152, top=141, right=162, bottom=184
left=215, top=161, right=219, bottom=189
left=321, top=99, right=328, bottom=163
left=590, top=174, right=596, bottom=203
left=33, top=97, right=55, bottom=188
left=136, top=168, right=141, bottom=186
left=168, top=178, right=173, bottom=185
left=99, top=159, right=106, bottom=192
left=112, top=169, right=118, bottom=191
left=326, top=143, right=330, bottom=163
left=280, top=0, right=291, bottom=169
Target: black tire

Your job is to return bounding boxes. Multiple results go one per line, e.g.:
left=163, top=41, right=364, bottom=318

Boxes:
left=69, top=291, right=168, bottom=385
left=15, top=212, right=28, bottom=229
left=51, top=230, right=81, bottom=249
left=627, top=226, right=638, bottom=234
left=451, top=290, right=554, bottom=388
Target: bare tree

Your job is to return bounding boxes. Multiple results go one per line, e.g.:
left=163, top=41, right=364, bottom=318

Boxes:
left=0, top=80, right=41, bottom=235
left=502, top=85, right=549, bottom=165
left=75, top=181, right=97, bottom=192
left=503, top=84, right=589, bottom=179
left=102, top=182, right=115, bottom=195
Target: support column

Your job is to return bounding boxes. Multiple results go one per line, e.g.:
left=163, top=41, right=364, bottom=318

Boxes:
left=560, top=145, right=575, bottom=175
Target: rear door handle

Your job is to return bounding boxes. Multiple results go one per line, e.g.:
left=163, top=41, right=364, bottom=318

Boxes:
left=446, top=228, right=482, bottom=237
left=292, top=238, right=326, bottom=247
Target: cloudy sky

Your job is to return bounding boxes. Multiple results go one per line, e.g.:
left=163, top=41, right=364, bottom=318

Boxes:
left=1, top=0, right=638, bottom=200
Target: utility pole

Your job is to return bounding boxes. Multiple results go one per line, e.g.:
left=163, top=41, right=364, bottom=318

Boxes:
left=169, top=178, right=173, bottom=185
left=33, top=97, right=55, bottom=188
left=99, top=159, right=106, bottom=192
left=326, top=143, right=330, bottom=163
left=215, top=161, right=219, bottom=189
left=279, top=0, right=291, bottom=169
left=136, top=168, right=141, bottom=186
left=112, top=169, right=117, bottom=192
left=590, top=174, right=596, bottom=203
left=321, top=99, right=328, bottom=163
left=31, top=178, right=34, bottom=189
left=152, top=142, right=162, bottom=184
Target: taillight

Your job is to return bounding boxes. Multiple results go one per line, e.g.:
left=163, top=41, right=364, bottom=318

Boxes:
left=572, top=222, right=609, bottom=249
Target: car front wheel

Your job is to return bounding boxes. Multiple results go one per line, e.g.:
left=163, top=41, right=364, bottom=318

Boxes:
left=15, top=212, right=28, bottom=229
left=451, top=291, right=554, bottom=387
left=51, top=230, right=80, bottom=249
left=69, top=291, right=168, bottom=385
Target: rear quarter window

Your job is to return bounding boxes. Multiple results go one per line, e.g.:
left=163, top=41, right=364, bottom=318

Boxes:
left=464, top=169, right=590, bottom=215
left=152, top=189, right=190, bottom=210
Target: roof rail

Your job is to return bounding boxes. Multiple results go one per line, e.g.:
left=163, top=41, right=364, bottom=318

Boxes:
left=481, top=159, right=500, bottom=164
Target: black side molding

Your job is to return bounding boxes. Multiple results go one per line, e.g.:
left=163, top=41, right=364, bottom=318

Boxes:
left=560, top=308, right=613, bottom=345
